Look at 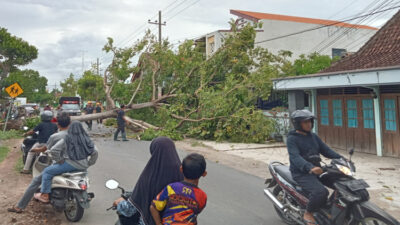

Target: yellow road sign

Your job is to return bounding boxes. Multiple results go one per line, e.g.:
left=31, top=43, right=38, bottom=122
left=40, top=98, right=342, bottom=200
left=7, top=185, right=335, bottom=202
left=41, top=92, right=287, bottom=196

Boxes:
left=5, top=82, right=23, bottom=98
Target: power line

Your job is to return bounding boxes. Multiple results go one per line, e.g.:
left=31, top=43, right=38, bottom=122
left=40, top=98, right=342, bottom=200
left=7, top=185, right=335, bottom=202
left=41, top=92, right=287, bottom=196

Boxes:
left=254, top=5, right=400, bottom=45
left=165, top=0, right=201, bottom=21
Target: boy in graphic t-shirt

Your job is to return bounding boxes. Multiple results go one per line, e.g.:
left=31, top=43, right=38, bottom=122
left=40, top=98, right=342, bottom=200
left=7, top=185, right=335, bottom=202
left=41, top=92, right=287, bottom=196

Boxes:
left=150, top=153, right=207, bottom=225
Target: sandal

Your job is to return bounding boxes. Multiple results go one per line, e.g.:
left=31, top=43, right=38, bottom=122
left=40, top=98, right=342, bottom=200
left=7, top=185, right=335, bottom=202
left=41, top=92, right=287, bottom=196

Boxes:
left=7, top=206, right=23, bottom=214
left=34, top=193, right=49, bottom=203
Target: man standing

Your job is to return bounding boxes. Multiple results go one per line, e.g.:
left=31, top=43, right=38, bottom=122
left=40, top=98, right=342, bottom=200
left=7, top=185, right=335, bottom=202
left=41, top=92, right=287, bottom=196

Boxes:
left=95, top=102, right=102, bottom=124
left=84, top=101, right=94, bottom=131
left=114, top=104, right=128, bottom=141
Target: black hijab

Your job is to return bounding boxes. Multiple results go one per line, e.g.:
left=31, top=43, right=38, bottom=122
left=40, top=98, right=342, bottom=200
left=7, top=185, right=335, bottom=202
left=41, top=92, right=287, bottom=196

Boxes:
left=129, top=137, right=183, bottom=225
left=64, top=121, right=95, bottom=160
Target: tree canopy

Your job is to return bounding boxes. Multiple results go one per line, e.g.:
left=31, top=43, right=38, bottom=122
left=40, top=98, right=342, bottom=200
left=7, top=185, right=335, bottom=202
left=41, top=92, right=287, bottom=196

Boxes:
left=77, top=70, right=105, bottom=102
left=60, top=73, right=78, bottom=97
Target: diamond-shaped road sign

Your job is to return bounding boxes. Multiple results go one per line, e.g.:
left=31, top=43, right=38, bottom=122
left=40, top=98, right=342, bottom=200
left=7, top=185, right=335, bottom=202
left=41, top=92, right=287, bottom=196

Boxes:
left=5, top=82, right=23, bottom=98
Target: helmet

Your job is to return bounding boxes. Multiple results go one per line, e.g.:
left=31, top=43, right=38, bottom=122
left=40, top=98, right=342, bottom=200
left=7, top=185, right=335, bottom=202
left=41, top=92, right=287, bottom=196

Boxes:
left=87, top=101, right=92, bottom=104
left=291, top=109, right=315, bottom=131
left=40, top=110, right=53, bottom=122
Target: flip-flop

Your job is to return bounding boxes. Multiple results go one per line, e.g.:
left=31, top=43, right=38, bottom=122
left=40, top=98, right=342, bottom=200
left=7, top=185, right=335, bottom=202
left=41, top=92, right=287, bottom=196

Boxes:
left=34, top=193, right=49, bottom=203
left=7, top=206, right=22, bottom=214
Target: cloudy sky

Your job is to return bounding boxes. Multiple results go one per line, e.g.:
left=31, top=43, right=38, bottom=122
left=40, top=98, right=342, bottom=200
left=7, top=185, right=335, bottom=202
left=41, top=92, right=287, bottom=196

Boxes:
left=0, top=0, right=398, bottom=88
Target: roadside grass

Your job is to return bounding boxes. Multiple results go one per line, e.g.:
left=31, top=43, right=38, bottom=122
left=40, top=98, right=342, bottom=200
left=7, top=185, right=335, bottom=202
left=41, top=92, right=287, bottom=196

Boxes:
left=0, top=130, right=22, bottom=140
left=0, top=146, right=10, bottom=163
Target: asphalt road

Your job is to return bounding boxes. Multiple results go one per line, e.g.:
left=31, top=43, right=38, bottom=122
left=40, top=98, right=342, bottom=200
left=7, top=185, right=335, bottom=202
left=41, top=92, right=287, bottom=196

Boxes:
left=64, top=126, right=285, bottom=225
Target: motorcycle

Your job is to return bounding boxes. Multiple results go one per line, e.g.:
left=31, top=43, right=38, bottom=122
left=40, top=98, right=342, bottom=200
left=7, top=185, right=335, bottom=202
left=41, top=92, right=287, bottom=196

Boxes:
left=32, top=152, right=95, bottom=222
left=264, top=149, right=400, bottom=225
left=105, top=179, right=133, bottom=225
left=20, top=126, right=38, bottom=168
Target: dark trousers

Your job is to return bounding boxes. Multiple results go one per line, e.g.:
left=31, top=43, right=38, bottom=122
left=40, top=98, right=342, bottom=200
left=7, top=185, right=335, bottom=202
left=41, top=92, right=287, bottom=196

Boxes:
left=85, top=120, right=92, bottom=130
left=114, top=126, right=127, bottom=140
left=293, top=173, right=332, bottom=213
left=97, top=118, right=102, bottom=124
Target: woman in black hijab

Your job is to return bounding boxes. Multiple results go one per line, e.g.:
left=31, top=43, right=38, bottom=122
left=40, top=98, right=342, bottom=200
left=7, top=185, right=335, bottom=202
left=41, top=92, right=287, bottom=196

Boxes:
left=113, top=137, right=183, bottom=225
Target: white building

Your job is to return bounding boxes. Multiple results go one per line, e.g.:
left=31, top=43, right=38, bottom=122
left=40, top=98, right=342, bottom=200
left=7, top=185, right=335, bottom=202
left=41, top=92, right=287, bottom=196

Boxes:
left=198, top=10, right=378, bottom=59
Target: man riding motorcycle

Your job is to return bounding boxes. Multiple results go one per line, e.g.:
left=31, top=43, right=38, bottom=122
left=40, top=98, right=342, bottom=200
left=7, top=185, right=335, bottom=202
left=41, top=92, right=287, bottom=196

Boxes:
left=287, top=109, right=343, bottom=225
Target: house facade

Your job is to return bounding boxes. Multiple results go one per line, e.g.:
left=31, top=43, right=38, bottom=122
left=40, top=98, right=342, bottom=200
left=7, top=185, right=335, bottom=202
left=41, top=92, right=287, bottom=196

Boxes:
left=197, top=10, right=378, bottom=59
left=273, top=11, right=400, bottom=157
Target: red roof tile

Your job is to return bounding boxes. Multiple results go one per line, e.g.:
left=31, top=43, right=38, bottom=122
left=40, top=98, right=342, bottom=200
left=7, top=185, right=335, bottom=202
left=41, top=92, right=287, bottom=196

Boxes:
left=322, top=10, right=400, bottom=73
left=230, top=9, right=378, bottom=30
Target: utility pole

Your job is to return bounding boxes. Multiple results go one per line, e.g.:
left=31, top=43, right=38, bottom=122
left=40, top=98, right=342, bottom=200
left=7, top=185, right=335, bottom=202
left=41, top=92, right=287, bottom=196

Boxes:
left=148, top=10, right=166, bottom=45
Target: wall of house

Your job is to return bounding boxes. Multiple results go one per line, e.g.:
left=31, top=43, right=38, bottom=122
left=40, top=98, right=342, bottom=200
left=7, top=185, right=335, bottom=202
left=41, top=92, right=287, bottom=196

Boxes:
left=205, top=31, right=226, bottom=58
left=255, top=19, right=377, bottom=59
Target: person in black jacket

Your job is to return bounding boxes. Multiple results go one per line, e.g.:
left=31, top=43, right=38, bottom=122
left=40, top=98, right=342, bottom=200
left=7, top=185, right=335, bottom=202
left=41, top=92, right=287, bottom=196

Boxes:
left=287, top=109, right=342, bottom=225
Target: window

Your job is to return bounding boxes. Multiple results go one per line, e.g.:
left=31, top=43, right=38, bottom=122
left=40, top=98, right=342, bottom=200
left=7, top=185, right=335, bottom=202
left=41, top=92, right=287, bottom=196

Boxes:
left=347, top=100, right=358, bottom=128
left=332, top=48, right=347, bottom=58
left=384, top=99, right=397, bottom=131
left=362, top=99, right=374, bottom=129
left=320, top=100, right=329, bottom=125
left=332, top=99, right=342, bottom=126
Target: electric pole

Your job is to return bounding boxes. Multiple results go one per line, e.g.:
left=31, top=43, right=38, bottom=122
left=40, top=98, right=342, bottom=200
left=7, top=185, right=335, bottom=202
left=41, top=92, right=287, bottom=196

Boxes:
left=148, top=10, right=166, bottom=44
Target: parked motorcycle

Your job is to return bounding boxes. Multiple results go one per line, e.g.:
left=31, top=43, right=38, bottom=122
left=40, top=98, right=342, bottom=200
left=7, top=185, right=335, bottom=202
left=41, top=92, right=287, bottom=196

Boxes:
left=105, top=179, right=133, bottom=225
left=20, top=126, right=38, bottom=168
left=32, top=152, right=95, bottom=222
left=264, top=149, right=400, bottom=225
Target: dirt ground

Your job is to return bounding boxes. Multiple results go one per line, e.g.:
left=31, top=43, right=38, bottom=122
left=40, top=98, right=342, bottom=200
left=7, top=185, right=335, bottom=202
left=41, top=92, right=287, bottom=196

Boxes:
left=175, top=139, right=400, bottom=220
left=0, top=139, right=63, bottom=225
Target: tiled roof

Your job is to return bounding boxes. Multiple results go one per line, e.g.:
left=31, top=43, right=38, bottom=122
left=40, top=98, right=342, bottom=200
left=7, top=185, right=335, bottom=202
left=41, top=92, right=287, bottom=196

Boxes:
left=322, top=10, right=400, bottom=73
left=230, top=9, right=378, bottom=30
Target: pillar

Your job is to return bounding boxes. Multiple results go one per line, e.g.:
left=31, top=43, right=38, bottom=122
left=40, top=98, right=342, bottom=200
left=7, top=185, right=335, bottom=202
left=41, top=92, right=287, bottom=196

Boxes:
left=372, top=86, right=383, bottom=157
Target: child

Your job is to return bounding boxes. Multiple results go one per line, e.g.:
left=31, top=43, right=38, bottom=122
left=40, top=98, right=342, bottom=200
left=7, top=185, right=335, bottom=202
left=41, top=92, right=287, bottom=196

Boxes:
left=150, top=153, right=207, bottom=225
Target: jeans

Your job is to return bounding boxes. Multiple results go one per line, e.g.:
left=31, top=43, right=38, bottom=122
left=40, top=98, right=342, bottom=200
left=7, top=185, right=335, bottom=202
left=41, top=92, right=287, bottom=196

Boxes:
left=114, top=126, right=127, bottom=140
left=293, top=173, right=332, bottom=212
left=41, top=162, right=77, bottom=193
left=17, top=174, right=42, bottom=209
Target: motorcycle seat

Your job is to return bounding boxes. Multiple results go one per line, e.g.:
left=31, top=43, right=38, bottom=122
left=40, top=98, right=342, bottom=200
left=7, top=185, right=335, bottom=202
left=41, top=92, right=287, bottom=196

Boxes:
left=274, top=165, right=299, bottom=186
left=61, top=171, right=87, bottom=177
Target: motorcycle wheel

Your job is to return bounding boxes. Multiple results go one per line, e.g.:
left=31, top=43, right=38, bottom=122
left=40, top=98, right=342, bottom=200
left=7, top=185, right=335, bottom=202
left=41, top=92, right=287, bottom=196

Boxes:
left=64, top=196, right=84, bottom=222
left=272, top=186, right=298, bottom=225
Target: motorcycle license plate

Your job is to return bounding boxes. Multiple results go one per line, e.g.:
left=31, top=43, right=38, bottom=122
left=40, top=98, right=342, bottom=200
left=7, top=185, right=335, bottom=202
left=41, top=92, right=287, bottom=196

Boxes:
left=339, top=179, right=370, bottom=192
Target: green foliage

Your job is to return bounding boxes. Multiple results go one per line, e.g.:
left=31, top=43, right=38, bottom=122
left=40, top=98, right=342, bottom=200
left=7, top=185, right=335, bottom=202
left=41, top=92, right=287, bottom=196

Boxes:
left=60, top=73, right=78, bottom=96
left=140, top=128, right=183, bottom=141
left=0, top=130, right=22, bottom=140
left=2, top=69, right=51, bottom=103
left=104, top=118, right=117, bottom=127
left=0, top=27, right=38, bottom=80
left=77, top=70, right=105, bottom=102
left=25, top=116, right=41, bottom=129
left=0, top=146, right=9, bottom=163
left=289, top=52, right=338, bottom=76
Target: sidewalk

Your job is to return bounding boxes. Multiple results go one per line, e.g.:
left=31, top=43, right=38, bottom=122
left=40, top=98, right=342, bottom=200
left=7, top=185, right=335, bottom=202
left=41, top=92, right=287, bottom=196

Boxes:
left=176, top=139, right=400, bottom=220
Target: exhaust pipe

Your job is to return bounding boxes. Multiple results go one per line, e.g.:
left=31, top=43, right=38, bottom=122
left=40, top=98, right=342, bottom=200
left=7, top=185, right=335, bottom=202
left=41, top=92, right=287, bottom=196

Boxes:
left=264, top=189, right=284, bottom=209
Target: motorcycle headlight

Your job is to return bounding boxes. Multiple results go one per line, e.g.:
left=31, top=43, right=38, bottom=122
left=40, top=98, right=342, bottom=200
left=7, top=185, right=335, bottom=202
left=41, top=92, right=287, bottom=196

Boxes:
left=337, top=165, right=353, bottom=176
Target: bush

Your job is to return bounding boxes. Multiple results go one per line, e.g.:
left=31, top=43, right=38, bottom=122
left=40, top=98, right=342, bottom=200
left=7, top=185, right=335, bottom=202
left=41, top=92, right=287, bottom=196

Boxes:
left=104, top=118, right=117, bottom=127
left=0, top=130, right=22, bottom=140
left=25, top=116, right=41, bottom=130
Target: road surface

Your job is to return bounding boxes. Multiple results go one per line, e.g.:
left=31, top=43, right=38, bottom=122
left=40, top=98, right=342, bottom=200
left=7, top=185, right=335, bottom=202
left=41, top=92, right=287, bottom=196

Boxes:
left=64, top=126, right=285, bottom=225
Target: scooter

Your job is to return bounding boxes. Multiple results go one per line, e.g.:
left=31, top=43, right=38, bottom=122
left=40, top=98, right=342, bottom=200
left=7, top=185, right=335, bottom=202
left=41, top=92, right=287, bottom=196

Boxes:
left=20, top=126, right=38, bottom=168
left=264, top=149, right=400, bottom=225
left=105, top=179, right=133, bottom=225
left=32, top=152, right=95, bottom=222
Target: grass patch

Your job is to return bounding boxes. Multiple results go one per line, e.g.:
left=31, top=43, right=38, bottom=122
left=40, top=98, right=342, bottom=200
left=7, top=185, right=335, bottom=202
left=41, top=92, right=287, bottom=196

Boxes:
left=14, top=155, right=24, bottom=172
left=0, top=146, right=10, bottom=163
left=0, top=130, right=22, bottom=140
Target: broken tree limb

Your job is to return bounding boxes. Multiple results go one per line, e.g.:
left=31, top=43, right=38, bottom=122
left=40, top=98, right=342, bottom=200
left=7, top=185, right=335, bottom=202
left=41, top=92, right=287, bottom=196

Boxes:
left=123, top=116, right=159, bottom=130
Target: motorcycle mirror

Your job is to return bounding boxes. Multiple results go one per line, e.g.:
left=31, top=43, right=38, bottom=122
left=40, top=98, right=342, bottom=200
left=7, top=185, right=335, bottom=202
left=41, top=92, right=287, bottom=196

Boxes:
left=105, top=179, right=119, bottom=190
left=349, top=149, right=354, bottom=156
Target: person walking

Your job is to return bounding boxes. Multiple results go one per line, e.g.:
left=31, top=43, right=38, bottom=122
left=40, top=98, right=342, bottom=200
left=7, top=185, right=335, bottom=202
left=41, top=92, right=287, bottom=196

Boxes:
left=114, top=104, right=128, bottom=141
left=84, top=101, right=94, bottom=131
left=95, top=102, right=102, bottom=124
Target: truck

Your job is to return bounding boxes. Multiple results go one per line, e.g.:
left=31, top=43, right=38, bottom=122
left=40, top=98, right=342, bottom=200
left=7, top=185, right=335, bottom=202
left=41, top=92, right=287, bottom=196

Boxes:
left=59, top=97, right=81, bottom=116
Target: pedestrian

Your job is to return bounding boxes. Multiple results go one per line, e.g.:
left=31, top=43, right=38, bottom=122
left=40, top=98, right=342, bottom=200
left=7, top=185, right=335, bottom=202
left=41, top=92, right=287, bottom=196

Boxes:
left=7, top=112, right=71, bottom=213
left=150, top=153, right=208, bottom=225
left=84, top=101, right=94, bottom=131
left=112, top=137, right=184, bottom=225
left=95, top=102, right=102, bottom=124
left=44, top=104, right=52, bottom=111
left=114, top=104, right=128, bottom=141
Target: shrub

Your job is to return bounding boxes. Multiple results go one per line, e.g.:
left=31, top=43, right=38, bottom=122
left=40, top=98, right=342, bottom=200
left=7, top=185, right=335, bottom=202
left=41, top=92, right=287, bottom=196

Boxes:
left=25, top=116, right=41, bottom=130
left=104, top=118, right=117, bottom=127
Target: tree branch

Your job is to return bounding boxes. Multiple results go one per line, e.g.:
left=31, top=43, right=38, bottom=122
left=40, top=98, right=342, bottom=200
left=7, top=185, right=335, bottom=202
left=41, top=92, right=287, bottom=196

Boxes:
left=128, top=72, right=143, bottom=106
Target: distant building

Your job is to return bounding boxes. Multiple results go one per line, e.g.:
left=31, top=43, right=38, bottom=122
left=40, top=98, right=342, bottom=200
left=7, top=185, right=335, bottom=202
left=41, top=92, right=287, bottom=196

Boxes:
left=273, top=10, right=400, bottom=158
left=197, top=10, right=378, bottom=59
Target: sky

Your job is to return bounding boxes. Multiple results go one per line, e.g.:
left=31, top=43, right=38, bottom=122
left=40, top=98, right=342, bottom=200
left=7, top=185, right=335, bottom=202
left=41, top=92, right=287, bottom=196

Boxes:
left=0, top=0, right=398, bottom=89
